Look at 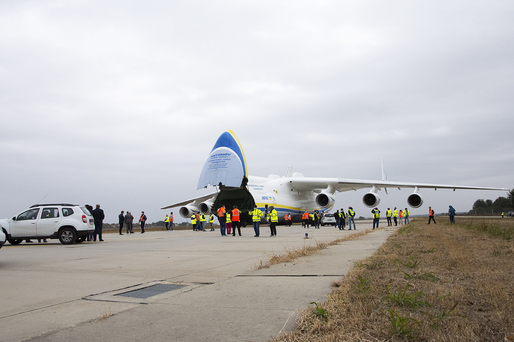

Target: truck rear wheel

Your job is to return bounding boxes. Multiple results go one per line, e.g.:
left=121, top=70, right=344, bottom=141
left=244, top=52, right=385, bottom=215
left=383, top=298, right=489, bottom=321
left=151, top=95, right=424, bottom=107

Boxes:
left=58, top=228, right=77, bottom=244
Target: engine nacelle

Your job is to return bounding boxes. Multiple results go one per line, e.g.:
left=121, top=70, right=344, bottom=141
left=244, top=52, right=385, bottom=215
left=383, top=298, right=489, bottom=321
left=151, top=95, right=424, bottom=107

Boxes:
left=316, top=193, right=330, bottom=208
left=179, top=205, right=198, bottom=218
left=362, top=192, right=380, bottom=208
left=407, top=193, right=424, bottom=208
left=198, top=200, right=214, bottom=215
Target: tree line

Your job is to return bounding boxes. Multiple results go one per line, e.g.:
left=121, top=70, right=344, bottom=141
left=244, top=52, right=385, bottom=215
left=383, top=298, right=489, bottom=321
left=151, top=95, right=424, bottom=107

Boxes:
left=469, top=189, right=514, bottom=215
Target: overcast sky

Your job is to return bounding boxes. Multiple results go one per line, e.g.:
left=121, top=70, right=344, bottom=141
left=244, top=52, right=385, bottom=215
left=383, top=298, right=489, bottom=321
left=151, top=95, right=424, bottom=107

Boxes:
left=1, top=0, right=513, bottom=224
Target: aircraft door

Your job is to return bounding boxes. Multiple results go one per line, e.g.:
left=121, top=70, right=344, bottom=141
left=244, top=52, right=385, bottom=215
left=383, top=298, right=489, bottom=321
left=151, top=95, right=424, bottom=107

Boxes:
left=37, top=207, right=61, bottom=236
left=10, top=208, right=39, bottom=237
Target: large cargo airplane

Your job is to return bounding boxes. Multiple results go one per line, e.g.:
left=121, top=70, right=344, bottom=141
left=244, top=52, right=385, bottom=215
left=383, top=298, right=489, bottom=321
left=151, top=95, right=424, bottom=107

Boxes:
left=162, top=130, right=507, bottom=224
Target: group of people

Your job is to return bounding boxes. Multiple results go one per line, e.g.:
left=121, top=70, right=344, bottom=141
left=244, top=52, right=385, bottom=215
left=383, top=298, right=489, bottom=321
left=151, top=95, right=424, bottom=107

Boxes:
left=384, top=207, right=411, bottom=227
left=190, top=212, right=215, bottom=232
left=164, top=213, right=175, bottom=231
left=117, top=210, right=147, bottom=235
left=372, top=207, right=410, bottom=230
left=86, top=203, right=460, bottom=243
left=214, top=205, right=243, bottom=236
left=331, top=207, right=357, bottom=230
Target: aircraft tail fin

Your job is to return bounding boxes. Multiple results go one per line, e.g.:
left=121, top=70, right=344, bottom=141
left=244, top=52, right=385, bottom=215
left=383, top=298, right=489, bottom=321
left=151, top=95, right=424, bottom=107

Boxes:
left=197, top=130, right=248, bottom=189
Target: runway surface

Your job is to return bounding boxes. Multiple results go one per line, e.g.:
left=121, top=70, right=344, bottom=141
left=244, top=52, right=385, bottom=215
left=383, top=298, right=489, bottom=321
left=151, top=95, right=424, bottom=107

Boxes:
left=0, top=222, right=397, bottom=342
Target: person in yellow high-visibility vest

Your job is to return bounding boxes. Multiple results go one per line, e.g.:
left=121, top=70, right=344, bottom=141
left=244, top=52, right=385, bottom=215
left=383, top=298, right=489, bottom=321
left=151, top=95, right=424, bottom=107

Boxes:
left=191, top=213, right=197, bottom=231
left=199, top=213, right=207, bottom=231
left=269, top=206, right=278, bottom=236
left=209, top=214, right=214, bottom=231
left=250, top=205, right=263, bottom=237
left=164, top=214, right=169, bottom=231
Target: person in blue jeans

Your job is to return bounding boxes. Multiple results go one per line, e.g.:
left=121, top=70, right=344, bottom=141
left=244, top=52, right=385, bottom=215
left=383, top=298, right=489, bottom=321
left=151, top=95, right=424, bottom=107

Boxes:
left=348, top=206, right=356, bottom=230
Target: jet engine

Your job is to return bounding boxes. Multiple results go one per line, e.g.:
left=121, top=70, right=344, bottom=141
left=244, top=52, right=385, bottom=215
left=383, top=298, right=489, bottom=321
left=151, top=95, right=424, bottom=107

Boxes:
left=316, top=193, right=330, bottom=208
left=179, top=205, right=198, bottom=218
left=407, top=192, right=424, bottom=208
left=198, top=200, right=214, bottom=215
left=362, top=191, right=380, bottom=208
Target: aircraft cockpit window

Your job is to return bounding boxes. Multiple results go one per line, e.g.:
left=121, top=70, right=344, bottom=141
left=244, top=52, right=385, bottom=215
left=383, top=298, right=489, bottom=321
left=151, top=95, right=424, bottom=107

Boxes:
left=41, top=208, right=59, bottom=219
left=17, top=208, right=40, bottom=221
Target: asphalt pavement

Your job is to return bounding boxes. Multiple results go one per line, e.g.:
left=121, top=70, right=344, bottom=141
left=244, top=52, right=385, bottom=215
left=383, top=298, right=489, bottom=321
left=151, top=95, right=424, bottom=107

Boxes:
left=0, top=221, right=397, bottom=342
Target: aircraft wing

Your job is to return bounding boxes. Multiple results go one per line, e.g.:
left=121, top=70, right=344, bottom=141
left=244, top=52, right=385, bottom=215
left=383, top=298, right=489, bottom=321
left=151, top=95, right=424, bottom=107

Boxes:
left=160, top=192, right=217, bottom=210
left=289, top=177, right=508, bottom=192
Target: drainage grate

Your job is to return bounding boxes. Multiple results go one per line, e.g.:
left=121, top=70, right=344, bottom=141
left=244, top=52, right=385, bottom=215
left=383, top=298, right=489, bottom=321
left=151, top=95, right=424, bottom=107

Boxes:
left=117, top=283, right=186, bottom=299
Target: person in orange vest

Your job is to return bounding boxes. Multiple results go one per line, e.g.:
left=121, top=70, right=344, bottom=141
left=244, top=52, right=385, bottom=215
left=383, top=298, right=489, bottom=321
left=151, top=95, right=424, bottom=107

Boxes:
left=231, top=206, right=241, bottom=236
left=169, top=212, right=174, bottom=231
left=284, top=213, right=292, bottom=227
left=428, top=206, right=436, bottom=224
left=302, top=211, right=310, bottom=228
left=217, top=205, right=227, bottom=236
left=139, top=211, right=147, bottom=234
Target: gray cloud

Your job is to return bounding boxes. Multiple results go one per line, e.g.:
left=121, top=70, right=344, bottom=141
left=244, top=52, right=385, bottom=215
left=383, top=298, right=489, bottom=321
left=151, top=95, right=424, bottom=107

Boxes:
left=0, top=0, right=512, bottom=223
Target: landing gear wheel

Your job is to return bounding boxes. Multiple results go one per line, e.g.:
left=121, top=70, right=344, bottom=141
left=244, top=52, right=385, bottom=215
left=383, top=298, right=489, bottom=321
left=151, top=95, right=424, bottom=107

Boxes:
left=8, top=238, right=23, bottom=245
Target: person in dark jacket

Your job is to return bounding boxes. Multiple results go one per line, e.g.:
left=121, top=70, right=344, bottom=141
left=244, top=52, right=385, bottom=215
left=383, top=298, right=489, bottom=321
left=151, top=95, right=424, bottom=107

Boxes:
left=139, top=211, right=147, bottom=233
left=92, top=204, right=105, bottom=241
left=125, top=211, right=134, bottom=234
left=118, top=211, right=125, bottom=235
left=448, top=205, right=456, bottom=224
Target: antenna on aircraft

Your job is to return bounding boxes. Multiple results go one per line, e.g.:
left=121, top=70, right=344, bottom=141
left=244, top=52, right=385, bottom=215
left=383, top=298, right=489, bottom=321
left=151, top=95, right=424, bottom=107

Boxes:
left=285, top=165, right=293, bottom=178
left=381, top=158, right=388, bottom=194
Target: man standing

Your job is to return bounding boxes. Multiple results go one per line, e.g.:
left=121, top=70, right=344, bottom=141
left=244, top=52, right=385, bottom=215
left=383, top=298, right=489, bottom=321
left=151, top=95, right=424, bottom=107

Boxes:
left=302, top=211, right=310, bottom=228
left=118, top=211, right=125, bottom=235
left=428, top=206, right=436, bottom=224
left=250, top=205, right=263, bottom=237
left=386, top=208, right=392, bottom=226
left=314, top=210, right=319, bottom=229
left=169, top=212, right=174, bottom=231
left=199, top=213, right=207, bottom=231
left=448, top=205, right=456, bottom=224
left=284, top=213, right=291, bottom=227
left=165, top=214, right=169, bottom=231
left=209, top=214, right=214, bottom=231
left=139, top=211, right=147, bottom=233
left=340, top=208, right=346, bottom=230
left=348, top=207, right=356, bottom=230
left=372, top=207, right=380, bottom=230
left=269, top=206, right=278, bottom=236
left=231, top=206, right=241, bottom=236
left=217, top=205, right=226, bottom=236
left=404, top=208, right=410, bottom=224
left=125, top=211, right=134, bottom=234
left=191, top=213, right=197, bottom=231
left=393, top=207, right=398, bottom=226
left=92, top=204, right=105, bottom=241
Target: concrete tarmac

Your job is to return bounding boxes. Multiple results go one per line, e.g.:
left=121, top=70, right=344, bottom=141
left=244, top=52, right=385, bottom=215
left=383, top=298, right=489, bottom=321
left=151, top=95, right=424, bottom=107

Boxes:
left=0, top=222, right=397, bottom=342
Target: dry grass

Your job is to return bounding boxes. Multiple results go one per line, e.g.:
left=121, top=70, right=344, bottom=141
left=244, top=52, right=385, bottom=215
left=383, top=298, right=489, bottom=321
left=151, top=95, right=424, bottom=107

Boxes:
left=271, top=217, right=514, bottom=341
left=97, top=306, right=112, bottom=322
left=255, top=231, right=370, bottom=270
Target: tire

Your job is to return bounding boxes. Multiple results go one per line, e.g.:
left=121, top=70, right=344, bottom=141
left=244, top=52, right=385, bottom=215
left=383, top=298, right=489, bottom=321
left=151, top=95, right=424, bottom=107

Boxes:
left=58, top=228, right=77, bottom=244
left=8, top=238, right=23, bottom=245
